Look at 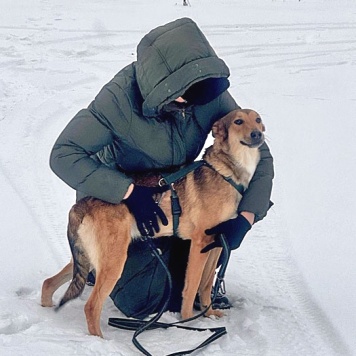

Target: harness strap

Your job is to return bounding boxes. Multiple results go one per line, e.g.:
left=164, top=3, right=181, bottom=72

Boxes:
left=170, top=184, right=182, bottom=236
left=160, top=160, right=245, bottom=235
left=160, top=161, right=205, bottom=236
left=159, top=161, right=206, bottom=186
left=160, top=160, right=245, bottom=195
left=202, top=161, right=245, bottom=195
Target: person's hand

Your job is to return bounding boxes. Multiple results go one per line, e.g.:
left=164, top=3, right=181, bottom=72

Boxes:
left=201, top=215, right=252, bottom=253
left=124, top=185, right=168, bottom=236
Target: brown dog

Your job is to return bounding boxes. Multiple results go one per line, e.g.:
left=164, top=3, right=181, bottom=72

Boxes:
left=41, top=109, right=265, bottom=338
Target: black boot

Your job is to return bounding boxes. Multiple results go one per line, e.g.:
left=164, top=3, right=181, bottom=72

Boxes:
left=194, top=286, right=232, bottom=311
left=86, top=270, right=96, bottom=286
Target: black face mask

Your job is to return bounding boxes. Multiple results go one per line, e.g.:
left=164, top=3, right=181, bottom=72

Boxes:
left=182, top=77, right=230, bottom=105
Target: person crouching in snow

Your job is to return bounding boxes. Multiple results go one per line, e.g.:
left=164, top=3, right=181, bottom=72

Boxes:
left=50, top=17, right=274, bottom=317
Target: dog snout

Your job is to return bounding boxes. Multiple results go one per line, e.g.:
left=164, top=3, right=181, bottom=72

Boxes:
left=251, top=130, right=263, bottom=142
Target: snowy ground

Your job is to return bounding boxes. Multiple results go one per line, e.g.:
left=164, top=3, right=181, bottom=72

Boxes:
left=1, top=0, right=355, bottom=355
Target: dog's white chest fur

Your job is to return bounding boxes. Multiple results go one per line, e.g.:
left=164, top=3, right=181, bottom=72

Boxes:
left=237, top=148, right=260, bottom=182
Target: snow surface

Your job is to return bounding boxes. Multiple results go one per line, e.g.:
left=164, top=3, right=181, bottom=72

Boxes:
left=1, top=0, right=355, bottom=355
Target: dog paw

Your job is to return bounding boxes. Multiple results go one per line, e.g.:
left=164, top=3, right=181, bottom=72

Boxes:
left=181, top=311, right=194, bottom=320
left=41, top=299, right=54, bottom=307
left=40, top=291, right=54, bottom=307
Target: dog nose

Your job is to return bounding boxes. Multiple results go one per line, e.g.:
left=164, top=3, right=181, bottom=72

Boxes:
left=251, top=130, right=262, bottom=142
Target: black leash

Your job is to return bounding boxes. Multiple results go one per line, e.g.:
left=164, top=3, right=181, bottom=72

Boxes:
left=109, top=159, right=238, bottom=354
left=108, top=234, right=231, bottom=356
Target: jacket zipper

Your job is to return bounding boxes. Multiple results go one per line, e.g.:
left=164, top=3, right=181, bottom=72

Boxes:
left=171, top=109, right=187, bottom=165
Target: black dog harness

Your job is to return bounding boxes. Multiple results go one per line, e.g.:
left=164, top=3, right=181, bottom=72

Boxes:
left=159, top=160, right=245, bottom=235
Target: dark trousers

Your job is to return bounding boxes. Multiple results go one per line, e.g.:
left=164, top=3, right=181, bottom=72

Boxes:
left=109, top=236, right=190, bottom=319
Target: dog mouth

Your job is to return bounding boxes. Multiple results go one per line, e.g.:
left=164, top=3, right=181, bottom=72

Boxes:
left=240, top=139, right=264, bottom=148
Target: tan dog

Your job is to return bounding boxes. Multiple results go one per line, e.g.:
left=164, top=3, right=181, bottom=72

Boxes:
left=41, top=109, right=265, bottom=338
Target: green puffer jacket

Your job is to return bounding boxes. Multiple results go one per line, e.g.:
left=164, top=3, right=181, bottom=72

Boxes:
left=50, top=17, right=273, bottom=222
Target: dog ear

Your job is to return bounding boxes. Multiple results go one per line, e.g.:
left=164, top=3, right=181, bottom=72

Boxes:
left=212, top=119, right=228, bottom=140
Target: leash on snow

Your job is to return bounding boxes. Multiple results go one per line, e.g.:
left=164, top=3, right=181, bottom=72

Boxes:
left=108, top=233, right=231, bottom=356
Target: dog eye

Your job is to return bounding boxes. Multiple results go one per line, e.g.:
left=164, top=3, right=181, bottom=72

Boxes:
left=256, top=117, right=262, bottom=123
left=234, top=119, right=244, bottom=125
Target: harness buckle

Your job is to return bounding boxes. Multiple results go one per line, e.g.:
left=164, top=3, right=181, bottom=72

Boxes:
left=170, top=184, right=182, bottom=216
left=158, top=178, right=166, bottom=187
left=217, top=278, right=226, bottom=295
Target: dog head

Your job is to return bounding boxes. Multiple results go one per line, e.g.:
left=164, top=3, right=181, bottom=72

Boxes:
left=212, top=109, right=265, bottom=149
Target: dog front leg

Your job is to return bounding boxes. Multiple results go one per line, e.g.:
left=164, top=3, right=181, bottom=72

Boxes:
left=199, top=247, right=224, bottom=318
left=181, top=240, right=210, bottom=320
left=41, top=260, right=73, bottom=307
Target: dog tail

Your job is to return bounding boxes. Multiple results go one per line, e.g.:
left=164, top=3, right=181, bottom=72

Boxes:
left=56, top=205, right=90, bottom=310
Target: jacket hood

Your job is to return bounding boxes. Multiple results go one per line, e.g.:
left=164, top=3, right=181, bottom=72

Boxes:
left=135, top=17, right=230, bottom=117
